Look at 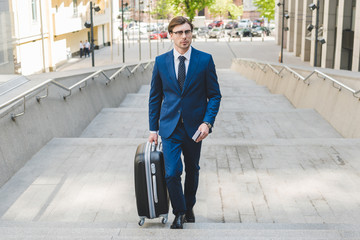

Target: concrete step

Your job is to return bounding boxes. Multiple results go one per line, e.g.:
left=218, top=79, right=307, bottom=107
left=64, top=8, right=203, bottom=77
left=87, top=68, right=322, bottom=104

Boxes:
left=220, top=85, right=271, bottom=96
left=137, top=69, right=261, bottom=93
left=137, top=84, right=272, bottom=97
left=1, top=138, right=360, bottom=225
left=0, top=222, right=358, bottom=239
left=137, top=85, right=150, bottom=94
left=119, top=93, right=295, bottom=111
left=81, top=108, right=340, bottom=139
left=217, top=69, right=261, bottom=86
left=213, top=108, right=341, bottom=138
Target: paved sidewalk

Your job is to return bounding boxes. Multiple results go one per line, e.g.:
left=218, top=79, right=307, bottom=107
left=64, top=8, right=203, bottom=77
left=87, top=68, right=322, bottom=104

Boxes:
left=56, top=37, right=309, bottom=72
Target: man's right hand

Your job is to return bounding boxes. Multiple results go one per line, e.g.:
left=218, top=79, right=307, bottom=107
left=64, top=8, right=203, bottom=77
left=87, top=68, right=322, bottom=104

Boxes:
left=148, top=132, right=158, bottom=145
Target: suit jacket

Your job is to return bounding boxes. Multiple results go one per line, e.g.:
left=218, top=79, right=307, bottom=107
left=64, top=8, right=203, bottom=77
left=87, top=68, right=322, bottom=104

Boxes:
left=149, top=47, right=221, bottom=139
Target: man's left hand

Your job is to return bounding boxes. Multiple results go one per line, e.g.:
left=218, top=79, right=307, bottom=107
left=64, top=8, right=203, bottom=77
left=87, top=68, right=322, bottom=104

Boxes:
left=196, top=123, right=210, bottom=143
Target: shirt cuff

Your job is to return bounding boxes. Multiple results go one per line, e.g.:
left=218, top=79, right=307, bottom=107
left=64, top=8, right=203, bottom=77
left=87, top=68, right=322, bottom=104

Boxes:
left=150, top=130, right=158, bottom=134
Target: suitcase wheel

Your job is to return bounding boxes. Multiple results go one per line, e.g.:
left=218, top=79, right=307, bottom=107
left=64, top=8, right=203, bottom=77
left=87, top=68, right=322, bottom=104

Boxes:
left=161, top=216, right=168, bottom=224
left=138, top=218, right=145, bottom=226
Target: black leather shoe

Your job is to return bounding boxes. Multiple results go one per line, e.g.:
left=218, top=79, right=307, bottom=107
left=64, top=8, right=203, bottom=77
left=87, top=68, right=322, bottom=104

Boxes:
left=185, top=209, right=195, bottom=223
left=170, top=214, right=185, bottom=229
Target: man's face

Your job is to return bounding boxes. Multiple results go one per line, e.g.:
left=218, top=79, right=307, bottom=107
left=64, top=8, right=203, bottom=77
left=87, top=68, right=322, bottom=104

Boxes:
left=170, top=23, right=192, bottom=54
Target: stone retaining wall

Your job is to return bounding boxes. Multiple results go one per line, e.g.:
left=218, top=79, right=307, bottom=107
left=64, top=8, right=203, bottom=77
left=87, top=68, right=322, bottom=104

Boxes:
left=231, top=59, right=360, bottom=138
left=0, top=64, right=153, bottom=187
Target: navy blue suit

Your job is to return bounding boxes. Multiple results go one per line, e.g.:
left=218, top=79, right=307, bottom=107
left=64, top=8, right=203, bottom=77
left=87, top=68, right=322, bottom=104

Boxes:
left=149, top=47, right=221, bottom=215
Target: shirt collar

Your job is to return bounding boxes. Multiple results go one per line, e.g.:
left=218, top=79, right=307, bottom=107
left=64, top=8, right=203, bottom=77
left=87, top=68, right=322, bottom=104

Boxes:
left=173, top=47, right=192, bottom=61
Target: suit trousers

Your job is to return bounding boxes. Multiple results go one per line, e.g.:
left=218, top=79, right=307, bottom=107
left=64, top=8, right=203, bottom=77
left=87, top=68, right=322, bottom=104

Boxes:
left=162, top=120, right=202, bottom=215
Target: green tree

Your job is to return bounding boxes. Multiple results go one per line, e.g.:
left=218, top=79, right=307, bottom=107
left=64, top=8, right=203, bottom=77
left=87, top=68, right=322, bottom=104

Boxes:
left=253, top=0, right=275, bottom=21
left=170, top=0, right=214, bottom=22
left=228, top=2, right=243, bottom=20
left=152, top=0, right=173, bottom=20
left=208, top=0, right=243, bottom=20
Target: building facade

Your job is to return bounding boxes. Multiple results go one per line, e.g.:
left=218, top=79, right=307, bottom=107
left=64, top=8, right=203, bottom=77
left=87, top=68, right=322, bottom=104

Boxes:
left=275, top=0, right=359, bottom=72
left=8, top=0, right=111, bottom=75
left=202, top=0, right=260, bottom=20
left=242, top=0, right=260, bottom=20
left=0, top=0, right=14, bottom=74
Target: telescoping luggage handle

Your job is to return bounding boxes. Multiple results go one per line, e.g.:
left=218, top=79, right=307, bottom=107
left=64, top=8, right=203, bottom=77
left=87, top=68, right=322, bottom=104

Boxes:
left=144, top=141, right=161, bottom=219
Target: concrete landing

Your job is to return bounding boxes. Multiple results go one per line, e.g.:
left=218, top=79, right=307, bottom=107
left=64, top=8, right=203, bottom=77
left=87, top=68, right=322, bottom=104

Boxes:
left=1, top=137, right=360, bottom=239
left=2, top=137, right=360, bottom=224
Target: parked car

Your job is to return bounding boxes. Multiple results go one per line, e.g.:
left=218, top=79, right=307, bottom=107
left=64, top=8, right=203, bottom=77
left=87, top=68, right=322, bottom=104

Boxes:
left=251, top=27, right=263, bottom=37
left=250, top=26, right=271, bottom=37
left=208, top=20, right=224, bottom=29
left=260, top=26, right=271, bottom=36
left=208, top=27, right=224, bottom=38
left=241, top=28, right=253, bottom=37
left=192, top=28, right=198, bottom=38
left=238, top=19, right=252, bottom=28
left=197, top=26, right=210, bottom=38
left=125, top=25, right=147, bottom=34
left=149, top=31, right=168, bottom=40
left=225, top=21, right=239, bottom=29
left=228, top=28, right=242, bottom=38
left=146, top=23, right=157, bottom=32
left=252, top=18, right=264, bottom=27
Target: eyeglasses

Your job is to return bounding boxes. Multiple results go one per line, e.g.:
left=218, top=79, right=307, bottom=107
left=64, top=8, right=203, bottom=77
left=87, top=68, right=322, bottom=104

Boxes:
left=172, top=30, right=192, bottom=36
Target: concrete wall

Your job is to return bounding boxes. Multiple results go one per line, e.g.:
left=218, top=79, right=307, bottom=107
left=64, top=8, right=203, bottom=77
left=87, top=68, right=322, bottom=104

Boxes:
left=0, top=63, right=153, bottom=187
left=231, top=59, right=360, bottom=138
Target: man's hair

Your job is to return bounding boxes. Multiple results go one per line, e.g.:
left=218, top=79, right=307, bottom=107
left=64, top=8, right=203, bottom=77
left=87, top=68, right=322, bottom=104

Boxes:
left=168, top=16, right=193, bottom=33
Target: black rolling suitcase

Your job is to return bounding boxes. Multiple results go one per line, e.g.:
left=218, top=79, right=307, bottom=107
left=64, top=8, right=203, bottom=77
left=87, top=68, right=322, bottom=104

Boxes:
left=134, top=141, right=169, bottom=226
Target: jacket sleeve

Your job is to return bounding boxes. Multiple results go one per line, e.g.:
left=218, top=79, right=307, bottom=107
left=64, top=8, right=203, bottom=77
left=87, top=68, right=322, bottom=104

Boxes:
left=148, top=58, right=163, bottom=131
left=203, top=55, right=221, bottom=126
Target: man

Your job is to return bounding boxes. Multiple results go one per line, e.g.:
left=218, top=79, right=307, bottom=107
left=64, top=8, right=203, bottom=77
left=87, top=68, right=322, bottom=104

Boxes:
left=148, top=16, right=221, bottom=229
left=79, top=41, right=84, bottom=58
left=84, top=40, right=90, bottom=57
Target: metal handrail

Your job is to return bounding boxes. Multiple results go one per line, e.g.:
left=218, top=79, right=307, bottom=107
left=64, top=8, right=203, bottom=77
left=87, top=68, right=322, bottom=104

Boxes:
left=130, top=62, right=143, bottom=74
left=0, top=61, right=154, bottom=120
left=236, top=58, right=360, bottom=99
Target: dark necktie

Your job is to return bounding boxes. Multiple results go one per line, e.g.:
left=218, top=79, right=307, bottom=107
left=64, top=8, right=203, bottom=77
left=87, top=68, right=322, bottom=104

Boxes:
left=178, top=56, right=186, bottom=91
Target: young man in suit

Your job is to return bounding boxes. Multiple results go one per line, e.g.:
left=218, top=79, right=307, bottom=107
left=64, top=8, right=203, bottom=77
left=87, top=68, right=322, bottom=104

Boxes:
left=148, top=16, right=221, bottom=229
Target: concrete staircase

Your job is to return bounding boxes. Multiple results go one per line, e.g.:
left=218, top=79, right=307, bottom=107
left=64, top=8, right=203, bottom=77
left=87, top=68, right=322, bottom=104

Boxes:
left=1, top=69, right=360, bottom=239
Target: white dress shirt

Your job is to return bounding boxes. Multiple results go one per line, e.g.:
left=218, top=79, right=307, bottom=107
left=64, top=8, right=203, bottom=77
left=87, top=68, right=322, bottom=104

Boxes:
left=173, top=47, right=192, bottom=79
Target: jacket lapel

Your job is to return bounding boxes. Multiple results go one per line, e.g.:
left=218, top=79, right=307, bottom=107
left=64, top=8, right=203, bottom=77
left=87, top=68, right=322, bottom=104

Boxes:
left=165, top=51, right=181, bottom=93
left=182, top=48, right=200, bottom=95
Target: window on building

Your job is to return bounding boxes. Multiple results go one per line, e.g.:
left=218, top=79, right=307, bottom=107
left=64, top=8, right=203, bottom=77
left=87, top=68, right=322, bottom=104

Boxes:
left=351, top=0, right=356, bottom=31
left=0, top=49, right=4, bottom=66
left=73, top=0, right=78, bottom=16
left=31, top=0, right=37, bottom=21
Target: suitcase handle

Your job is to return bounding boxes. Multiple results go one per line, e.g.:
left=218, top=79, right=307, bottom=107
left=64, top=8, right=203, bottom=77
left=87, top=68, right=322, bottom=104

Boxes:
left=149, top=143, right=159, bottom=204
left=145, top=142, right=156, bottom=218
left=150, top=140, right=162, bottom=152
left=152, top=175, right=158, bottom=203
